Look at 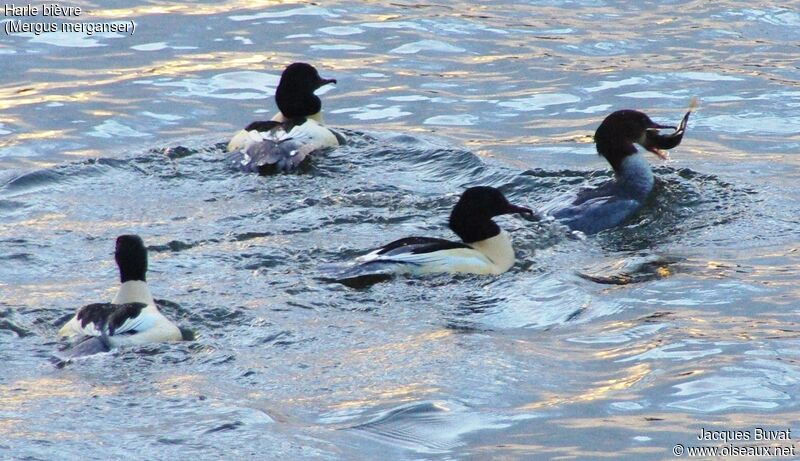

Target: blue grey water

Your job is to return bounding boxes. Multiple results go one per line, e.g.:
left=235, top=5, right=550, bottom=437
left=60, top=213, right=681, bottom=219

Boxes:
left=2, top=1, right=799, bottom=460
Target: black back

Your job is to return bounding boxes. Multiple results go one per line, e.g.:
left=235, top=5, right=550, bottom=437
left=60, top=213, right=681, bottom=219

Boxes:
left=274, top=63, right=335, bottom=119
left=76, top=302, right=147, bottom=336
left=375, top=236, right=470, bottom=256
left=243, top=118, right=306, bottom=135
left=243, top=120, right=282, bottom=132
left=115, top=234, right=147, bottom=283
left=594, top=110, right=659, bottom=173
left=448, top=186, right=526, bottom=244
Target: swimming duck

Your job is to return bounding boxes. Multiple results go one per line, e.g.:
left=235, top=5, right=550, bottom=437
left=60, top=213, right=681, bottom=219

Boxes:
left=58, top=235, right=182, bottom=356
left=543, top=107, right=691, bottom=234
left=336, top=186, right=532, bottom=281
left=227, top=62, right=346, bottom=173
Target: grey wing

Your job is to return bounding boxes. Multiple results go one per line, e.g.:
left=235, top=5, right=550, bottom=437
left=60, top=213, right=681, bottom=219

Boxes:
left=243, top=138, right=316, bottom=174
left=57, top=336, right=112, bottom=361
left=556, top=195, right=642, bottom=234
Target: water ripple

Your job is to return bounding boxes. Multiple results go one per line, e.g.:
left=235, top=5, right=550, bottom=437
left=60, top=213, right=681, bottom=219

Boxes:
left=3, top=0, right=800, bottom=459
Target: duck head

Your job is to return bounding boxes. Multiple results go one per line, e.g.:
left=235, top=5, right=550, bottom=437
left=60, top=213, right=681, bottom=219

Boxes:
left=115, top=234, right=148, bottom=283
left=594, top=109, right=689, bottom=173
left=449, top=186, right=532, bottom=243
left=275, top=62, right=337, bottom=119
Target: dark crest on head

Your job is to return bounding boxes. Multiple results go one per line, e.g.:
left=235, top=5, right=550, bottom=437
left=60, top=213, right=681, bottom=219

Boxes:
left=595, top=110, right=686, bottom=173
left=449, top=186, right=531, bottom=243
left=275, top=62, right=337, bottom=119
left=115, top=234, right=147, bottom=283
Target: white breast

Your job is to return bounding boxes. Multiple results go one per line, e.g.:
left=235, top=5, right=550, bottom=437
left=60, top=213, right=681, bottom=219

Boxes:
left=467, top=230, right=516, bottom=275
left=361, top=230, right=516, bottom=276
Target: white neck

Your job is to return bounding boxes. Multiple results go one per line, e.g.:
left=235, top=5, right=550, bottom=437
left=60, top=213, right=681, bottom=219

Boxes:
left=616, top=152, right=654, bottom=197
left=468, top=230, right=515, bottom=274
left=112, top=280, right=155, bottom=306
left=271, top=111, right=323, bottom=122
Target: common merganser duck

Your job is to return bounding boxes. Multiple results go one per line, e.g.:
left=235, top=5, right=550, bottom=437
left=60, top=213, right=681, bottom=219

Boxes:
left=227, top=62, right=346, bottom=173
left=543, top=107, right=692, bottom=234
left=335, top=186, right=532, bottom=281
left=58, top=235, right=182, bottom=356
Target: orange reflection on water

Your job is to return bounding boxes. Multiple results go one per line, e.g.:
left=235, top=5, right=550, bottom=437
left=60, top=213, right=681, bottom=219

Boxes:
left=153, top=374, right=205, bottom=398
left=474, top=437, right=661, bottom=460
left=0, top=89, right=102, bottom=111
left=287, top=329, right=454, bottom=410
left=87, top=0, right=298, bottom=19
left=62, top=148, right=105, bottom=158
left=328, top=383, right=439, bottom=411
left=0, top=52, right=276, bottom=114
left=0, top=377, right=119, bottom=409
left=0, top=376, right=119, bottom=440
left=16, top=129, right=71, bottom=141
left=519, top=363, right=651, bottom=411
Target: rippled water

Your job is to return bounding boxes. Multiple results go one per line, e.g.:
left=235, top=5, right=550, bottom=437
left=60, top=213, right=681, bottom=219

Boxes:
left=2, top=1, right=800, bottom=460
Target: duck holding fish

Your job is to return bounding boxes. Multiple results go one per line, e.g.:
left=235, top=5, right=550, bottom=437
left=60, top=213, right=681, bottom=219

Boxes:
left=541, top=99, right=696, bottom=234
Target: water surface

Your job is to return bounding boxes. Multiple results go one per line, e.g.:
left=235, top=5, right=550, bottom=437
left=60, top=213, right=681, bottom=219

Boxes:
left=2, top=1, right=800, bottom=460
